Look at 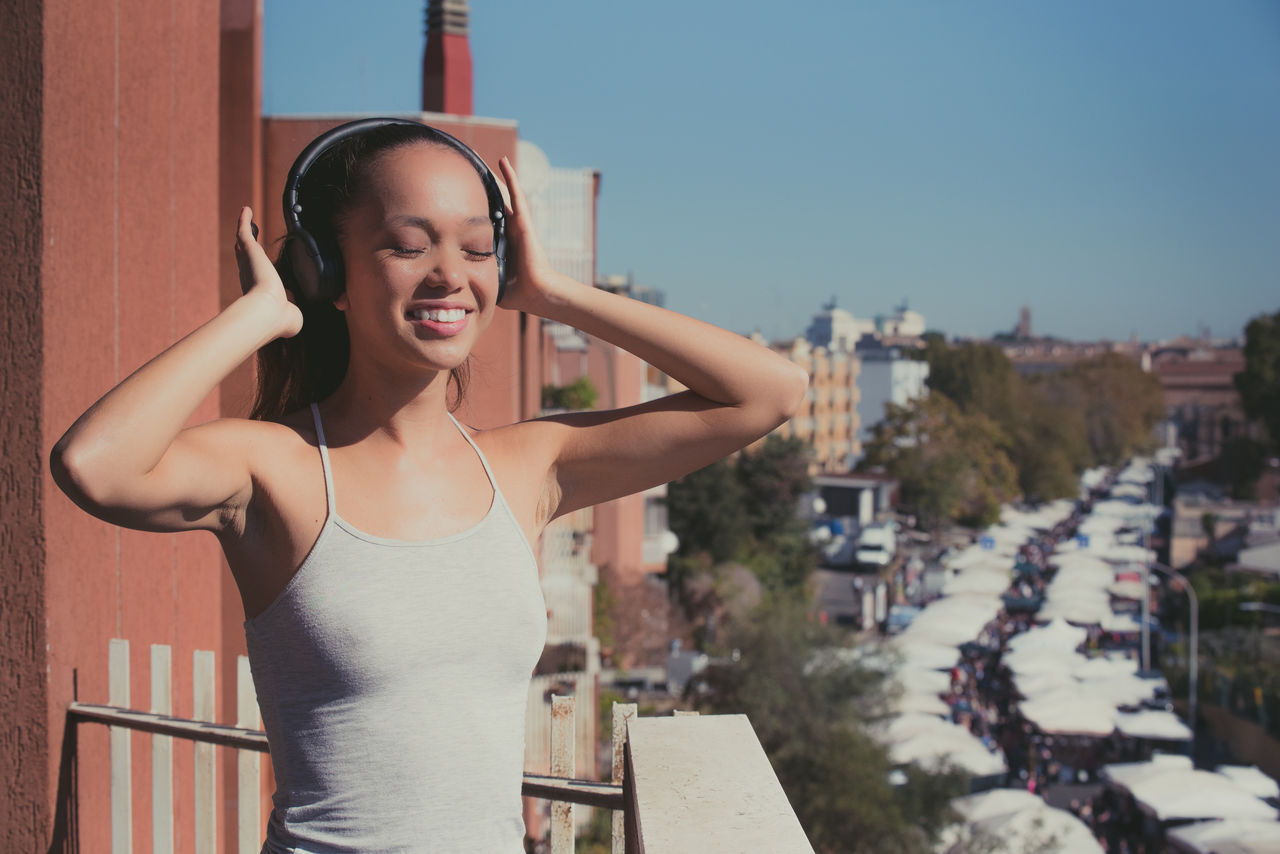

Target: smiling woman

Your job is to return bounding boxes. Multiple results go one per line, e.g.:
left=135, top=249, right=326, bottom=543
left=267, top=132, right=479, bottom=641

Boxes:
left=48, top=117, right=809, bottom=853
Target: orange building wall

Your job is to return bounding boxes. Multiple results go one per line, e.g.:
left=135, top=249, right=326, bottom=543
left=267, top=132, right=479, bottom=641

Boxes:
left=1, top=0, right=48, bottom=849
left=586, top=339, right=649, bottom=583
left=15, top=0, right=231, bottom=851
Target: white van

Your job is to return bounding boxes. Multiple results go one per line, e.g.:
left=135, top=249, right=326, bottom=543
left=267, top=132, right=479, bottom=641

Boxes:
left=854, top=523, right=897, bottom=569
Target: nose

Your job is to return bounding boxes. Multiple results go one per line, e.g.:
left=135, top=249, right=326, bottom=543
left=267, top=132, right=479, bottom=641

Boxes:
left=427, top=248, right=468, bottom=292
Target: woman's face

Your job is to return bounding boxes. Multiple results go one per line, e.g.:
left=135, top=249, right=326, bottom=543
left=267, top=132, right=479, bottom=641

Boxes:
left=335, top=142, right=500, bottom=376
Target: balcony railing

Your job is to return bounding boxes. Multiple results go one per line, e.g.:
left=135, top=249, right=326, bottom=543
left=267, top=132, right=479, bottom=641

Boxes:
left=68, top=639, right=814, bottom=853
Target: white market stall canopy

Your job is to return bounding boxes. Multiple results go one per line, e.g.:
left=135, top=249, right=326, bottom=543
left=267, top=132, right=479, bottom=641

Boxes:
left=942, top=790, right=1104, bottom=854
left=1007, top=618, right=1087, bottom=654
left=1103, top=757, right=1279, bottom=822
left=1114, top=710, right=1192, bottom=742
left=1168, top=819, right=1280, bottom=854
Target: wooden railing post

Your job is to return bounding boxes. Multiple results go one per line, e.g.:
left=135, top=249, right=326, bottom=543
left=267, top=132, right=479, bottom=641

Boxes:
left=550, top=694, right=575, bottom=854
left=236, top=655, right=261, bottom=854
left=150, top=644, right=173, bottom=854
left=193, top=650, right=216, bottom=854
left=109, top=639, right=132, bottom=854
left=611, top=702, right=637, bottom=854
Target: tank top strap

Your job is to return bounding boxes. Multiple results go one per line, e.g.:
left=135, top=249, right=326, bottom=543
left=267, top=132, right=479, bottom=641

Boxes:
left=309, top=403, right=337, bottom=517
left=446, top=412, right=505, bottom=503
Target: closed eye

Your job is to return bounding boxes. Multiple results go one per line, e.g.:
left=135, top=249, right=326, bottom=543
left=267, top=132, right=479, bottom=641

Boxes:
left=391, top=247, right=425, bottom=257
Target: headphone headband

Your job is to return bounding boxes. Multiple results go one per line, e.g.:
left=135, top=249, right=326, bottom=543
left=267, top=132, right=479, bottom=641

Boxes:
left=281, top=117, right=507, bottom=304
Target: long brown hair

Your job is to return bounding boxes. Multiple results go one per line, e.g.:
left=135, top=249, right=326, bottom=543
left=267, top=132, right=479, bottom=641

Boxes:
left=250, top=125, right=470, bottom=421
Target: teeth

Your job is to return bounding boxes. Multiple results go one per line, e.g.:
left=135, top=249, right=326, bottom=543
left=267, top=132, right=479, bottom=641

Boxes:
left=411, top=308, right=466, bottom=323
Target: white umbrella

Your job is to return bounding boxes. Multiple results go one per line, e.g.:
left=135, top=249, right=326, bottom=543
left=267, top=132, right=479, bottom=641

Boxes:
left=1114, top=710, right=1192, bottom=742
left=949, top=788, right=1043, bottom=823
left=944, top=568, right=1012, bottom=597
left=971, top=803, right=1104, bottom=854
left=1004, top=647, right=1086, bottom=677
left=1007, top=618, right=1088, bottom=654
left=1168, top=820, right=1280, bottom=854
left=895, top=667, right=951, bottom=696
left=1108, top=579, right=1147, bottom=600
left=1021, top=691, right=1117, bottom=736
left=1129, top=770, right=1277, bottom=821
left=890, top=692, right=951, bottom=717
left=891, top=725, right=1006, bottom=777
left=1214, top=766, right=1280, bottom=801
left=890, top=638, right=962, bottom=671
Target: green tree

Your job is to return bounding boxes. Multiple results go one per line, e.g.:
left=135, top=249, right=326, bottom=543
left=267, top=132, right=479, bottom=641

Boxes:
left=926, top=342, right=1020, bottom=427
left=1220, top=437, right=1269, bottom=499
left=666, top=436, right=817, bottom=595
left=700, top=594, right=967, bottom=854
left=861, top=394, right=1019, bottom=529
left=541, top=375, right=598, bottom=410
left=1236, top=308, right=1280, bottom=449
left=1006, top=378, right=1090, bottom=503
left=665, top=458, right=748, bottom=564
left=1054, top=353, right=1164, bottom=465
left=737, top=434, right=814, bottom=541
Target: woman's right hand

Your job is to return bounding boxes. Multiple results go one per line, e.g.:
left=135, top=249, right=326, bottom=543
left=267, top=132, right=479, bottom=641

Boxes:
left=234, top=206, right=303, bottom=339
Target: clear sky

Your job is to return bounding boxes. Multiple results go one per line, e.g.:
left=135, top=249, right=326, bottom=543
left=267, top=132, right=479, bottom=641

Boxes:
left=264, top=0, right=1280, bottom=343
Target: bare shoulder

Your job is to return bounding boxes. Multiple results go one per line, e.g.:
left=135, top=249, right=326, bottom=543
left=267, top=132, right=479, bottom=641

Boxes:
left=456, top=415, right=568, bottom=530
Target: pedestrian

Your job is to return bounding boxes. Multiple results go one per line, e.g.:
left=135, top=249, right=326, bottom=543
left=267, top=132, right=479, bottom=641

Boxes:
left=50, top=119, right=809, bottom=853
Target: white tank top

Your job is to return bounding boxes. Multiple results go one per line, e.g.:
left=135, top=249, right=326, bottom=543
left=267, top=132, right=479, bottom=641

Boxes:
left=244, top=404, right=547, bottom=853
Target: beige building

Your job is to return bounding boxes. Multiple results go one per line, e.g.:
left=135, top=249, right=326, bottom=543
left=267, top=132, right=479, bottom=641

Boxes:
left=758, top=336, right=861, bottom=473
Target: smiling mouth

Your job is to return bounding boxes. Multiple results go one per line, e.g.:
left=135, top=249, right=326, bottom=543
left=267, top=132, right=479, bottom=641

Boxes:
left=407, top=308, right=468, bottom=323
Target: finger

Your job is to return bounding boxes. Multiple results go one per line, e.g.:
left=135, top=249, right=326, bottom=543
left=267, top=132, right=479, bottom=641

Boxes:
left=498, top=157, right=525, bottom=219
left=493, top=162, right=514, bottom=215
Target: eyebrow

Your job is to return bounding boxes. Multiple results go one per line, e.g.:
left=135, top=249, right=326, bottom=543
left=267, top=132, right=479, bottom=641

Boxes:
left=388, top=214, right=491, bottom=229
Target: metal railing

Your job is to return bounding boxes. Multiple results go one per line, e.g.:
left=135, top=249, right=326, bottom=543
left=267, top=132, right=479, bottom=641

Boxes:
left=68, top=638, right=815, bottom=854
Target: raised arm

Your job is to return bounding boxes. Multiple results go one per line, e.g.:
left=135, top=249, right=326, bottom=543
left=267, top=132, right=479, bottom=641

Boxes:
left=49, top=208, right=302, bottom=533
left=494, top=159, right=810, bottom=519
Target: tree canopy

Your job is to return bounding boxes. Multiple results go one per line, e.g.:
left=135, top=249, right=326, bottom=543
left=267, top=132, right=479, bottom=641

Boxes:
left=901, top=342, right=1164, bottom=507
left=665, top=434, right=816, bottom=593
left=699, top=594, right=967, bottom=853
left=1236, top=307, right=1280, bottom=449
left=860, top=393, right=1019, bottom=529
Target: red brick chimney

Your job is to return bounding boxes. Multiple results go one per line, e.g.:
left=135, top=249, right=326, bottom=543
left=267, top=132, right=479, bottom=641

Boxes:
left=422, top=0, right=473, bottom=115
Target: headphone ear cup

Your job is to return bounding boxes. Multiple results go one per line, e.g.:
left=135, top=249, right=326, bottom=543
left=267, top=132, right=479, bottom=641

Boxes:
left=286, top=229, right=324, bottom=302
left=494, top=221, right=507, bottom=305
left=286, top=228, right=343, bottom=302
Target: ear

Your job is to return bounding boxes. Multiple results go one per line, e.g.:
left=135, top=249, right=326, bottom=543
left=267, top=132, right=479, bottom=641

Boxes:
left=334, top=291, right=349, bottom=312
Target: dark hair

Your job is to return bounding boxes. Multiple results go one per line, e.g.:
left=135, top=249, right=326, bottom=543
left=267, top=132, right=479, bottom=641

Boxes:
left=250, top=125, right=469, bottom=421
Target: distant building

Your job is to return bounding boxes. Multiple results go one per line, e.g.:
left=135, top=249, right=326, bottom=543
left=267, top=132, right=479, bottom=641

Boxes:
left=806, top=299, right=876, bottom=351
left=596, top=272, right=665, bottom=307
left=856, top=347, right=930, bottom=447
left=1150, top=341, right=1257, bottom=465
left=875, top=301, right=927, bottom=338
left=1014, top=305, right=1032, bottom=340
left=760, top=336, right=861, bottom=472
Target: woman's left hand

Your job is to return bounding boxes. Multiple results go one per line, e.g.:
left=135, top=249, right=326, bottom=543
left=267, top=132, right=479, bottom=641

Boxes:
left=495, top=157, right=575, bottom=314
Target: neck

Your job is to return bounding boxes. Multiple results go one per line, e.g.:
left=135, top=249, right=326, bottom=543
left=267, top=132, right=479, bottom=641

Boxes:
left=323, top=351, right=459, bottom=447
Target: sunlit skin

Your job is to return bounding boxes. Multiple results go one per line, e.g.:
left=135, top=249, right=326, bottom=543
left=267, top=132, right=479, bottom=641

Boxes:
left=49, top=138, right=812, bottom=622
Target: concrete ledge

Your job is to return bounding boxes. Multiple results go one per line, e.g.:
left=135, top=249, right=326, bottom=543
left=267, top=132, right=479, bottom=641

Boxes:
left=626, top=714, right=814, bottom=854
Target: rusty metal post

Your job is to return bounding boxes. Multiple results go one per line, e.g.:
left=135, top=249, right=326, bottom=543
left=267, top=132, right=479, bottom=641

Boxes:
left=611, top=702, right=637, bottom=854
left=551, top=695, right=576, bottom=854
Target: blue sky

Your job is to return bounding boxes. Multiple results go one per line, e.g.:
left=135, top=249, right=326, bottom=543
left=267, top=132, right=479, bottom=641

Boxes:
left=264, top=0, right=1280, bottom=343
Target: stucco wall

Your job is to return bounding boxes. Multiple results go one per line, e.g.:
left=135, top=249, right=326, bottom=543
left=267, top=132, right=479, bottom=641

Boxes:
left=34, top=0, right=227, bottom=849
left=0, top=0, right=49, bottom=849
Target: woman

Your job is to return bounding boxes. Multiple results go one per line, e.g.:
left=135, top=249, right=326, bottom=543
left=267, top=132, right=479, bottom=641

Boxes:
left=50, top=120, right=809, bottom=852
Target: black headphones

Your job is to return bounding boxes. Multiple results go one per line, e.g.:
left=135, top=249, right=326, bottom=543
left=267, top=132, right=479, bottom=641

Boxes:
left=281, top=117, right=508, bottom=304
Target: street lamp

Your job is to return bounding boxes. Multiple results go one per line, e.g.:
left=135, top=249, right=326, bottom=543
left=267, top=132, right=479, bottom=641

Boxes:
left=1145, top=561, right=1199, bottom=764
